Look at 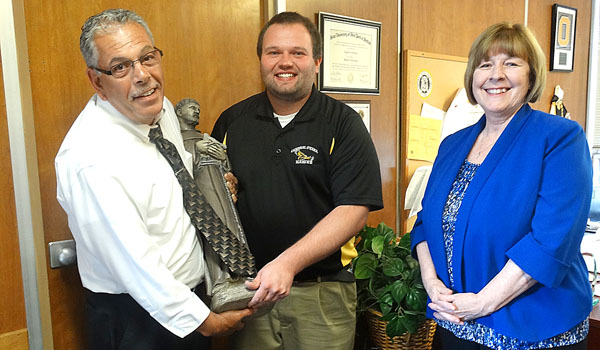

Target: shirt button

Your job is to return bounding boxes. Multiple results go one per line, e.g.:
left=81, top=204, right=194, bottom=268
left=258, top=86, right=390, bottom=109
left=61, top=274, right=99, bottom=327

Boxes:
left=275, top=148, right=282, bottom=154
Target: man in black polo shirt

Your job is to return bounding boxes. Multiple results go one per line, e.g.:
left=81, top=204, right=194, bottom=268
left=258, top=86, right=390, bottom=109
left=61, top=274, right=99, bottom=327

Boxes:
left=212, top=11, right=383, bottom=350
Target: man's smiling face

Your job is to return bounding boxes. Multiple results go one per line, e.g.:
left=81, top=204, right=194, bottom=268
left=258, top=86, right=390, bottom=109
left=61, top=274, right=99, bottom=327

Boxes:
left=87, top=22, right=165, bottom=125
left=259, top=23, right=321, bottom=105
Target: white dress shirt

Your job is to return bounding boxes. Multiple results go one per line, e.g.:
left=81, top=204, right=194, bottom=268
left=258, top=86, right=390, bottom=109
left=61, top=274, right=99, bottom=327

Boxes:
left=55, top=95, right=209, bottom=337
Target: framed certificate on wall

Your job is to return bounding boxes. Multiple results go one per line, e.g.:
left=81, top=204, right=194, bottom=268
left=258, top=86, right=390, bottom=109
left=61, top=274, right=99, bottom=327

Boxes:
left=318, top=12, right=381, bottom=94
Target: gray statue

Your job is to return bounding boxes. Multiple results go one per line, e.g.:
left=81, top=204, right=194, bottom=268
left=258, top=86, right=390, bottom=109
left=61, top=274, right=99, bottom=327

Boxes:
left=175, top=98, right=254, bottom=313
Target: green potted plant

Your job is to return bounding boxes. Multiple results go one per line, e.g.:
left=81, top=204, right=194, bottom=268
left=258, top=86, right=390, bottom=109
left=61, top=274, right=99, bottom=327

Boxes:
left=353, top=223, right=435, bottom=348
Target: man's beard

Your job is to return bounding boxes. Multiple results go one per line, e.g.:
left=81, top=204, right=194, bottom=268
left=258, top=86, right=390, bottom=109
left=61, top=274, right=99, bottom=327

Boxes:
left=264, top=76, right=312, bottom=102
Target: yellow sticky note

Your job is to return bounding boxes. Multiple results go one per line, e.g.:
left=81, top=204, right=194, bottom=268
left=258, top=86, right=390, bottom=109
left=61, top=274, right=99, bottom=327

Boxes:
left=407, top=114, right=442, bottom=162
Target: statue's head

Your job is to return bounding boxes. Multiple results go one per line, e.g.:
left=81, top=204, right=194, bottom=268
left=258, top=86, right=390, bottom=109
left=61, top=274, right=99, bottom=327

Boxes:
left=175, top=98, right=201, bottom=126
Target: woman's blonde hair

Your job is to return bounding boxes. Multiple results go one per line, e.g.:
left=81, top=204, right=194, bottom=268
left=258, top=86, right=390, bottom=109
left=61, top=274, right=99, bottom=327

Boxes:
left=464, top=22, right=546, bottom=105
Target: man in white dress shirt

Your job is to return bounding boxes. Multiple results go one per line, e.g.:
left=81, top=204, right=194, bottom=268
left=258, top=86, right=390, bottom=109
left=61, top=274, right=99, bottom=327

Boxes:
left=55, top=9, right=252, bottom=350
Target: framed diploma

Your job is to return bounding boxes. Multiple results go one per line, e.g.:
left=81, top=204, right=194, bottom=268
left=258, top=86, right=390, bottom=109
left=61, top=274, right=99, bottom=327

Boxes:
left=550, top=4, right=577, bottom=72
left=318, top=12, right=381, bottom=94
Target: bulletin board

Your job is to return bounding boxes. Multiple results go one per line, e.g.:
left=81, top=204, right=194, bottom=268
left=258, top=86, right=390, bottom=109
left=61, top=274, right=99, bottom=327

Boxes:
left=400, top=50, right=468, bottom=233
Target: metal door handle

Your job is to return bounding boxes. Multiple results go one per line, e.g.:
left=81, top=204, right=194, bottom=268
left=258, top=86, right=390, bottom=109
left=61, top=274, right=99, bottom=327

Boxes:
left=49, top=240, right=76, bottom=268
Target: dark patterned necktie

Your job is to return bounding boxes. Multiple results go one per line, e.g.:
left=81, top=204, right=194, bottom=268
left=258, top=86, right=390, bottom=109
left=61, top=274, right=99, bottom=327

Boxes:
left=149, top=124, right=256, bottom=277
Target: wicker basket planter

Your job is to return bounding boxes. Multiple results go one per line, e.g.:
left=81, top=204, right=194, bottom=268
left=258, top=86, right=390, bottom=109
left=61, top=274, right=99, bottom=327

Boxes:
left=366, top=309, right=436, bottom=350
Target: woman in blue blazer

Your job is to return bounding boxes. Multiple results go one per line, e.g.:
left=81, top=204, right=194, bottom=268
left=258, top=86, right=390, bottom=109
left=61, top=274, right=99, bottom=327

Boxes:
left=411, top=22, right=592, bottom=349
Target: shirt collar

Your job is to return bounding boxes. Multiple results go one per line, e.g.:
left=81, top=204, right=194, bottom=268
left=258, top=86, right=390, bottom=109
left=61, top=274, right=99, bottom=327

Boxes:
left=257, top=85, right=319, bottom=123
left=94, top=94, right=164, bottom=142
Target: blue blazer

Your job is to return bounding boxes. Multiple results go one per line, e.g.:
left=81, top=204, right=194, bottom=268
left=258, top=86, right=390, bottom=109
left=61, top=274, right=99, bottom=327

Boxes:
left=411, top=104, right=593, bottom=341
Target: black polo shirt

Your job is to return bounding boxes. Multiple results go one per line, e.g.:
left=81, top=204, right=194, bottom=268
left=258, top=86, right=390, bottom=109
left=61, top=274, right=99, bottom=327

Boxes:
left=212, top=87, right=383, bottom=280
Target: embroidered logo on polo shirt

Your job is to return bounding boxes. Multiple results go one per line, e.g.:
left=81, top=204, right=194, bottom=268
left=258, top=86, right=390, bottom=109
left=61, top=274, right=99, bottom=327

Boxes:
left=291, top=145, right=317, bottom=165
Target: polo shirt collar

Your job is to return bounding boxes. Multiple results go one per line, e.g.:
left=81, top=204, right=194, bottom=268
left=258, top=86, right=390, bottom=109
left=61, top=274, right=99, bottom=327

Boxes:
left=255, top=92, right=275, bottom=120
left=258, top=85, right=320, bottom=123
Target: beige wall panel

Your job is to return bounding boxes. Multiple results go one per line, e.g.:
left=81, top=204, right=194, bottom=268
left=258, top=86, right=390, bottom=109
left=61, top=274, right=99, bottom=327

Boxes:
left=287, top=0, right=399, bottom=230
left=23, top=1, right=262, bottom=348
left=0, top=52, right=28, bottom=336
left=528, top=0, right=591, bottom=128
left=403, top=0, right=525, bottom=58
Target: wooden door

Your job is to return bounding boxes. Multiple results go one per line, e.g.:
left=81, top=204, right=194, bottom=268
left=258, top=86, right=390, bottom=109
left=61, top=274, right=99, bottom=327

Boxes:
left=0, top=50, right=29, bottom=350
left=23, top=1, right=262, bottom=348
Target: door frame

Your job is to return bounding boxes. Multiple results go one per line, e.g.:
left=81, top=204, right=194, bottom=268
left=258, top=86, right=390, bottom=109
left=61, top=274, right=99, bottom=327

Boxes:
left=1, top=0, right=53, bottom=348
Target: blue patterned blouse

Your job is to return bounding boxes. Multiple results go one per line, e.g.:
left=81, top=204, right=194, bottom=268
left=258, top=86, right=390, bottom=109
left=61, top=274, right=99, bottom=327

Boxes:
left=436, top=159, right=588, bottom=349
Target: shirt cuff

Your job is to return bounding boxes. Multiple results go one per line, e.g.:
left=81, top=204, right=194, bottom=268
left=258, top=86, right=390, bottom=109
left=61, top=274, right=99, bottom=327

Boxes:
left=506, top=233, right=570, bottom=288
left=162, top=293, right=211, bottom=338
left=410, top=220, right=426, bottom=259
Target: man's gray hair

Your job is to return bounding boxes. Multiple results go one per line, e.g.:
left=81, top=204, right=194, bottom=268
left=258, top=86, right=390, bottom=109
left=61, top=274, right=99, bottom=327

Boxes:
left=80, top=9, right=153, bottom=68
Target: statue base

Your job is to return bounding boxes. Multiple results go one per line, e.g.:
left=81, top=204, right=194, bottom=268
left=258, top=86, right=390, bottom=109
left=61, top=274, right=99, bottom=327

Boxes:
left=210, top=279, right=274, bottom=318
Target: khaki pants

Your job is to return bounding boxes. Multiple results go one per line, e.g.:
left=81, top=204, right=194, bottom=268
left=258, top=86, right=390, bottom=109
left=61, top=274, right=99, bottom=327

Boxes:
left=231, top=281, right=356, bottom=350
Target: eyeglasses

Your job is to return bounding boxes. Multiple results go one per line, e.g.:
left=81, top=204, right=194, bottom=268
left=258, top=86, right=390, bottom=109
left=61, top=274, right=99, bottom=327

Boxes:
left=93, top=47, right=163, bottom=78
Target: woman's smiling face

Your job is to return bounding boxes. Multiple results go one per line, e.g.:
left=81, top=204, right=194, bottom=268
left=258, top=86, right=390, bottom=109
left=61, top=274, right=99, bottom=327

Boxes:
left=472, top=52, right=530, bottom=121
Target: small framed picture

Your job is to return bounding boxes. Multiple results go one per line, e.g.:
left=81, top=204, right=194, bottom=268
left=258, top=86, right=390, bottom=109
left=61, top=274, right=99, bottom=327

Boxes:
left=343, top=101, right=371, bottom=133
left=550, top=4, right=577, bottom=72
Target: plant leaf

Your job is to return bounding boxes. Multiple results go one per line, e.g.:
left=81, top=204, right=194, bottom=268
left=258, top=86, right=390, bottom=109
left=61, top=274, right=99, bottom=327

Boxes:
left=390, top=280, right=408, bottom=304
left=406, top=289, right=428, bottom=311
left=378, top=292, right=394, bottom=316
left=406, top=255, right=420, bottom=270
left=380, top=302, right=392, bottom=315
left=398, top=233, right=411, bottom=249
left=380, top=312, right=395, bottom=322
left=386, top=315, right=407, bottom=338
left=403, top=309, right=425, bottom=316
left=384, top=231, right=396, bottom=246
left=371, top=236, right=385, bottom=257
left=383, top=243, right=397, bottom=257
left=376, top=222, right=395, bottom=236
left=410, top=267, right=422, bottom=282
left=378, top=292, right=394, bottom=306
left=364, top=225, right=376, bottom=237
left=413, top=282, right=425, bottom=290
left=414, top=289, right=428, bottom=310
left=401, top=314, right=419, bottom=334
left=353, top=253, right=378, bottom=279
left=382, top=257, right=404, bottom=277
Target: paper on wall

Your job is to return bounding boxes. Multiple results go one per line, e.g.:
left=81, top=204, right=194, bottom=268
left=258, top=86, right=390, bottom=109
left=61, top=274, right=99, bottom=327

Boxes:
left=440, top=88, right=484, bottom=142
left=421, top=102, right=445, bottom=121
left=407, top=114, right=442, bottom=162
left=404, top=165, right=432, bottom=218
